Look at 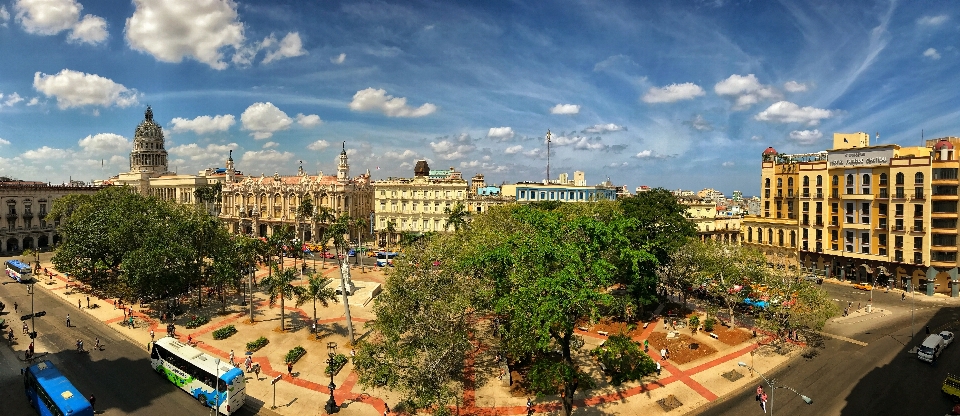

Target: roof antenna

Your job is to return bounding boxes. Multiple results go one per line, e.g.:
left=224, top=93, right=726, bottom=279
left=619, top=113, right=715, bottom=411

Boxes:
left=546, top=130, right=551, bottom=183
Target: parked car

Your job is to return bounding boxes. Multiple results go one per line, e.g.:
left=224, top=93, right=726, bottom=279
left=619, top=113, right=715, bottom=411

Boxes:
left=941, top=331, right=955, bottom=347
left=919, top=333, right=947, bottom=363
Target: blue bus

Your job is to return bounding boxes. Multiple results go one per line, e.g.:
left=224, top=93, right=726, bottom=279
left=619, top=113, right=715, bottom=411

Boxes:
left=22, top=360, right=94, bottom=416
left=5, top=259, right=32, bottom=282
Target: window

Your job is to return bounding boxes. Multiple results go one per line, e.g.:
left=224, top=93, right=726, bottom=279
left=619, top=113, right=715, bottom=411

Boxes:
left=861, top=232, right=870, bottom=253
left=914, top=219, right=924, bottom=232
left=768, top=229, right=773, bottom=243
left=816, top=202, right=823, bottom=213
left=832, top=203, right=839, bottom=214
left=879, top=234, right=887, bottom=246
left=777, top=178, right=782, bottom=187
left=895, top=218, right=904, bottom=231
left=933, top=234, right=958, bottom=246
left=932, top=218, right=958, bottom=229
left=778, top=230, right=784, bottom=246
left=861, top=203, right=870, bottom=223
left=765, top=178, right=771, bottom=188
left=803, top=176, right=809, bottom=186
left=896, top=172, right=905, bottom=185
left=802, top=202, right=809, bottom=212
left=915, top=172, right=925, bottom=184
left=879, top=173, right=888, bottom=186
left=816, top=229, right=823, bottom=240
left=879, top=203, right=887, bottom=214
left=914, top=252, right=923, bottom=264
left=817, top=175, right=823, bottom=186
left=846, top=174, right=854, bottom=186
left=788, top=177, right=794, bottom=188
left=934, top=168, right=959, bottom=180
left=747, top=227, right=753, bottom=242
left=832, top=175, right=839, bottom=186
left=933, top=201, right=959, bottom=213
left=895, top=235, right=903, bottom=248
left=846, top=202, right=854, bottom=223
left=758, top=228, right=763, bottom=243
left=895, top=204, right=904, bottom=216
left=914, top=204, right=923, bottom=217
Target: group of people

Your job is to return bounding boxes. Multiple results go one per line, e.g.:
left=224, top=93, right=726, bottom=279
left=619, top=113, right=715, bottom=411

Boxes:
left=756, top=385, right=768, bottom=413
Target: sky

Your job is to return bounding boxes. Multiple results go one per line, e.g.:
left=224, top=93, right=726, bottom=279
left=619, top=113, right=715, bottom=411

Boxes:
left=0, top=0, right=958, bottom=196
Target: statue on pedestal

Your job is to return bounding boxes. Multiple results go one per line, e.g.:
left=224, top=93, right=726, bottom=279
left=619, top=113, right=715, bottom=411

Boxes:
left=338, top=260, right=356, bottom=295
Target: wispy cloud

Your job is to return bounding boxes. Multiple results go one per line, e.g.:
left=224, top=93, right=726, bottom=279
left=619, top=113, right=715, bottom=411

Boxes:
left=642, top=83, right=705, bottom=104
left=549, top=104, right=580, bottom=115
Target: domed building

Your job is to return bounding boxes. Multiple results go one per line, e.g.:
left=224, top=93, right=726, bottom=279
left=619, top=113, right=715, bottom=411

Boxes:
left=105, top=106, right=243, bottom=211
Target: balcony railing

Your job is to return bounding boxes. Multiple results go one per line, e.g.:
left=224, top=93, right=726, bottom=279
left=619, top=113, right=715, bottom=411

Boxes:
left=879, top=189, right=889, bottom=198
left=914, top=226, right=925, bottom=232
left=894, top=192, right=906, bottom=199
left=914, top=193, right=925, bottom=199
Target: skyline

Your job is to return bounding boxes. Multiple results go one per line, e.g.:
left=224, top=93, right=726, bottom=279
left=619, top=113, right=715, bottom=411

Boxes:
left=0, top=0, right=958, bottom=195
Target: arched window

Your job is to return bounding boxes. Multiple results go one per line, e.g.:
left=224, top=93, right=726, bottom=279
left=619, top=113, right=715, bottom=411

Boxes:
left=765, top=178, right=771, bottom=188
left=879, top=173, right=888, bottom=186
left=768, top=229, right=774, bottom=244
left=832, top=175, right=839, bottom=186
left=803, top=176, right=809, bottom=186
left=846, top=174, right=854, bottom=186
left=915, top=172, right=924, bottom=184
left=816, top=175, right=823, bottom=186
left=896, top=172, right=904, bottom=185
left=788, top=177, right=794, bottom=188
left=862, top=174, right=870, bottom=185
left=758, top=228, right=763, bottom=243
left=747, top=227, right=753, bottom=243
left=790, top=231, right=796, bottom=247
left=777, top=178, right=783, bottom=188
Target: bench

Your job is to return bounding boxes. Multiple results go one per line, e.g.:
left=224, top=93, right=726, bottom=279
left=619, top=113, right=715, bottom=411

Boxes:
left=643, top=322, right=650, bottom=329
left=578, top=326, right=589, bottom=332
left=597, top=331, right=609, bottom=336
left=709, top=332, right=719, bottom=339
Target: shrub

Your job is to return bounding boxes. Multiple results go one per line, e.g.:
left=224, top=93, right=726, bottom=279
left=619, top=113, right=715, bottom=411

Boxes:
left=185, top=315, right=209, bottom=329
left=703, top=317, right=716, bottom=333
left=324, top=353, right=348, bottom=376
left=689, top=315, right=700, bottom=329
left=592, top=334, right=656, bottom=385
left=285, top=346, right=306, bottom=364
left=246, top=337, right=269, bottom=352
left=212, top=325, right=237, bottom=340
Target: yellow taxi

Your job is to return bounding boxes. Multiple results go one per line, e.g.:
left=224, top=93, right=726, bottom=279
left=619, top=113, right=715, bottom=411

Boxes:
left=853, top=283, right=873, bottom=291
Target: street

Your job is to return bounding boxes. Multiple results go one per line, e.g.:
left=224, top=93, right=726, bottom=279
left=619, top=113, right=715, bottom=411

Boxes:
left=699, top=282, right=960, bottom=416
left=0, top=276, right=276, bottom=416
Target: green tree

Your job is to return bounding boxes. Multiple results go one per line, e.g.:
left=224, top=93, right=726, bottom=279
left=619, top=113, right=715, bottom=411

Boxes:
left=354, top=233, right=478, bottom=411
left=688, top=240, right=768, bottom=327
left=443, top=201, right=470, bottom=232
left=260, top=265, right=304, bottom=331
left=296, top=197, right=314, bottom=243
left=384, top=220, right=397, bottom=248
left=313, top=206, right=335, bottom=266
left=296, top=272, right=339, bottom=329
left=592, top=334, right=657, bottom=385
left=754, top=258, right=839, bottom=341
left=465, top=203, right=647, bottom=416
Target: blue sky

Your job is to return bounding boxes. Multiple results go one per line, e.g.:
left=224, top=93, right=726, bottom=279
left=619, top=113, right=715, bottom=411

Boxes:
left=0, top=0, right=958, bottom=196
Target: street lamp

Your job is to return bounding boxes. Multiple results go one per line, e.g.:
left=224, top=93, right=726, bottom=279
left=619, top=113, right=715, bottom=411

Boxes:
left=738, top=361, right=812, bottom=416
left=324, top=342, right=339, bottom=414
left=212, top=358, right=220, bottom=416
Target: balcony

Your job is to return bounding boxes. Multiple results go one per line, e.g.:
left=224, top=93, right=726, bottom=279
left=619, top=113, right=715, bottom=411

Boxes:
left=5, top=212, right=16, bottom=220
left=815, top=221, right=824, bottom=226
left=38, top=212, right=46, bottom=220
left=894, top=225, right=905, bottom=231
left=893, top=192, right=907, bottom=199
left=878, top=189, right=889, bottom=199
left=22, top=211, right=33, bottom=219
left=913, top=226, right=925, bottom=232
left=914, top=193, right=925, bottom=200
left=816, top=192, right=824, bottom=199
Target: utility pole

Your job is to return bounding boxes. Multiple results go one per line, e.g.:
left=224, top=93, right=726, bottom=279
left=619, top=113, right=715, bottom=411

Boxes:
left=546, top=130, right=551, bottom=182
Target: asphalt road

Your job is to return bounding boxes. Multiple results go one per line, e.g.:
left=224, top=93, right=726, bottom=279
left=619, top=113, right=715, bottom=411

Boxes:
left=699, top=282, right=960, bottom=416
left=0, top=276, right=277, bottom=416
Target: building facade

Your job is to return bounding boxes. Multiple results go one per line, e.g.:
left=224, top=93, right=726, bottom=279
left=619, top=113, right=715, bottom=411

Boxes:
left=1, top=181, right=103, bottom=254
left=219, top=145, right=373, bottom=242
left=744, top=132, right=960, bottom=296
left=680, top=196, right=741, bottom=244
left=372, top=161, right=468, bottom=244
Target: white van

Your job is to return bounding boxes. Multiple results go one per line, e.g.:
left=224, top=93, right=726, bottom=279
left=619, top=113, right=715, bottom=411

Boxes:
left=918, top=334, right=946, bottom=363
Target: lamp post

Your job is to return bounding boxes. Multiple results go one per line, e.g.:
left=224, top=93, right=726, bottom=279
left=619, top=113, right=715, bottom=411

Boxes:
left=738, top=362, right=812, bottom=416
left=324, top=342, right=340, bottom=414
left=211, top=358, right=220, bottom=416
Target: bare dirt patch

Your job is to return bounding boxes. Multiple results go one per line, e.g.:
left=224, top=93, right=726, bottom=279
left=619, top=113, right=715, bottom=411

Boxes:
left=711, top=326, right=754, bottom=346
left=647, top=332, right=718, bottom=365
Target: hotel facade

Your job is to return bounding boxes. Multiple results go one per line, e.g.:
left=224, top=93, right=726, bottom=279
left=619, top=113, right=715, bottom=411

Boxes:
left=743, top=132, right=960, bottom=296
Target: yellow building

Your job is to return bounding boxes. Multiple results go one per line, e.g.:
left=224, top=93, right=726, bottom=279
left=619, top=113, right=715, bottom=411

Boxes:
left=744, top=132, right=960, bottom=296
left=372, top=160, right=469, bottom=246
left=1, top=180, right=103, bottom=254
left=680, top=196, right=741, bottom=244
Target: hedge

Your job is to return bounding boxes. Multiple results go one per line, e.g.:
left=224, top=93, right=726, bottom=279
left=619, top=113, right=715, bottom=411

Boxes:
left=325, top=353, right=348, bottom=376
left=212, top=325, right=237, bottom=340
left=246, top=337, right=269, bottom=352
left=284, top=346, right=306, bottom=364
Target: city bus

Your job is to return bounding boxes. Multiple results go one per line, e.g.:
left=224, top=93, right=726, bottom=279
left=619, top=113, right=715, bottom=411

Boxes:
left=150, top=337, right=246, bottom=415
left=5, top=259, right=32, bottom=282
left=22, top=360, right=94, bottom=416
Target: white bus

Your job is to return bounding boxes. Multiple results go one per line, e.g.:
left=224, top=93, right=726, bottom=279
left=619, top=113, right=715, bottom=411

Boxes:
left=5, top=259, right=32, bottom=282
left=150, top=337, right=246, bottom=415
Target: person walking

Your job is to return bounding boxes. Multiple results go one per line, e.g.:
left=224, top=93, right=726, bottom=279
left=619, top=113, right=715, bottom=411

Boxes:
left=78, top=299, right=81, bottom=309
left=526, top=398, right=534, bottom=416
left=150, top=330, right=155, bottom=342
left=254, top=363, right=261, bottom=380
left=22, top=322, right=28, bottom=335
left=229, top=349, right=235, bottom=366
left=88, top=395, right=96, bottom=413
left=927, top=326, right=931, bottom=335
left=656, top=360, right=662, bottom=376
left=95, top=337, right=101, bottom=351
left=660, top=348, right=666, bottom=360
left=66, top=314, right=71, bottom=327
left=760, top=392, right=768, bottom=413
left=86, top=296, right=90, bottom=308
left=244, top=355, right=253, bottom=372
left=287, top=362, right=293, bottom=376
left=902, top=292, right=906, bottom=301
left=14, top=302, right=18, bottom=313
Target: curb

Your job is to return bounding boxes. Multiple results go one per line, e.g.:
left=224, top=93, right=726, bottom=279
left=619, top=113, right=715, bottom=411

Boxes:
left=682, top=347, right=805, bottom=416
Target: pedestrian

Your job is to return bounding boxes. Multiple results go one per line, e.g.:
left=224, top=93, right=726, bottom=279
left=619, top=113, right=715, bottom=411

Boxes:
left=23, top=322, right=28, bottom=335
left=660, top=348, right=666, bottom=359
left=229, top=349, right=235, bottom=366
left=656, top=360, right=662, bottom=376
left=78, top=299, right=81, bottom=309
left=902, top=292, right=906, bottom=301
left=14, top=302, right=18, bottom=313
left=123, top=307, right=127, bottom=317
left=843, top=307, right=848, bottom=317
left=150, top=330, right=155, bottom=342
left=644, top=339, right=649, bottom=352
left=665, top=347, right=670, bottom=359
left=350, top=348, right=356, bottom=363
left=66, top=314, right=71, bottom=327
left=245, top=355, right=253, bottom=372
left=113, top=299, right=117, bottom=309
left=287, top=362, right=293, bottom=376
left=756, top=385, right=763, bottom=401
left=80, top=339, right=84, bottom=352
left=88, top=395, right=96, bottom=412
left=384, top=404, right=390, bottom=416
left=760, top=392, right=767, bottom=413
left=254, top=363, right=261, bottom=380
left=95, top=337, right=101, bottom=351
left=86, top=296, right=90, bottom=308
left=29, top=341, right=34, bottom=356
left=129, top=316, right=135, bottom=328
left=858, top=302, right=861, bottom=310
left=527, top=398, right=534, bottom=416
left=927, top=326, right=931, bottom=335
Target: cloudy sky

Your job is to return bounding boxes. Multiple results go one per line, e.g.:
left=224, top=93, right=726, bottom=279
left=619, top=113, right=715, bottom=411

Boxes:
left=0, top=0, right=957, bottom=195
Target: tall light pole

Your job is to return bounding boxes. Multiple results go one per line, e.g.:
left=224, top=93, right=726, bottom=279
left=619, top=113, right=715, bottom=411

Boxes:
left=738, top=362, right=812, bottom=416
left=212, top=358, right=220, bottom=416
left=324, top=342, right=339, bottom=414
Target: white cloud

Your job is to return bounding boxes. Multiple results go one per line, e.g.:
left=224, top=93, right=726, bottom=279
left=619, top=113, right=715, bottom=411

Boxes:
left=27, top=97, right=40, bottom=106
left=750, top=135, right=762, bottom=141
left=754, top=101, right=834, bottom=126
left=14, top=0, right=107, bottom=44
left=714, top=74, right=782, bottom=110
left=78, top=133, right=130, bottom=153
left=634, top=150, right=654, bottom=159
left=788, top=129, right=823, bottom=145
left=169, top=142, right=236, bottom=161
left=125, top=0, right=244, bottom=70
left=430, top=140, right=474, bottom=160
left=240, top=149, right=294, bottom=164
left=262, top=32, right=307, bottom=64
left=642, top=82, right=705, bottom=104
left=23, top=145, right=69, bottom=160
left=349, top=88, right=437, bottom=117
left=331, top=53, right=346, bottom=64
left=504, top=145, right=523, bottom=154
left=240, top=102, right=292, bottom=139
left=170, top=114, right=235, bottom=134
left=923, top=48, right=941, bottom=60
left=523, top=148, right=541, bottom=157
left=917, top=15, right=948, bottom=26
left=487, top=127, right=514, bottom=140
left=295, top=113, right=322, bottom=127
left=383, top=149, right=418, bottom=160
left=722, top=161, right=735, bottom=167
left=0, top=6, right=9, bottom=25
left=1, top=92, right=24, bottom=107
left=783, top=81, right=808, bottom=92
left=33, top=69, right=139, bottom=109
left=549, top=103, right=580, bottom=115
left=307, top=140, right=329, bottom=151
left=582, top=123, right=625, bottom=134
left=262, top=141, right=278, bottom=149
left=0, top=138, right=10, bottom=145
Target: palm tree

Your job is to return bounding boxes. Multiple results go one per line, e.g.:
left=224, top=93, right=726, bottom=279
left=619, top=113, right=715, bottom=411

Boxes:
left=443, top=202, right=470, bottom=232
left=353, top=216, right=367, bottom=265
left=385, top=220, right=397, bottom=249
left=260, top=265, right=304, bottom=331
left=296, top=198, right=314, bottom=242
left=313, top=206, right=335, bottom=265
left=296, top=272, right=339, bottom=332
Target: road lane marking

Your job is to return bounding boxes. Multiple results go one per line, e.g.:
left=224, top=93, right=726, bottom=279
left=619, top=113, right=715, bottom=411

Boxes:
left=815, top=331, right=868, bottom=346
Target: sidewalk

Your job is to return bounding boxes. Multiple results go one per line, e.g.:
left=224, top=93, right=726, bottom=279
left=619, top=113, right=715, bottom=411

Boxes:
left=28, top=255, right=801, bottom=415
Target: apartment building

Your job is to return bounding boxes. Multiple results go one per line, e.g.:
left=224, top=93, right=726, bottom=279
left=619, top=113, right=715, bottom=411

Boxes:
left=743, top=132, right=960, bottom=296
left=372, top=160, right=469, bottom=243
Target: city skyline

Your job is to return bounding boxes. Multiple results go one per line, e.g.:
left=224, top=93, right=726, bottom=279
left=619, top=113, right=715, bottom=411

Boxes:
left=0, top=0, right=958, bottom=195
